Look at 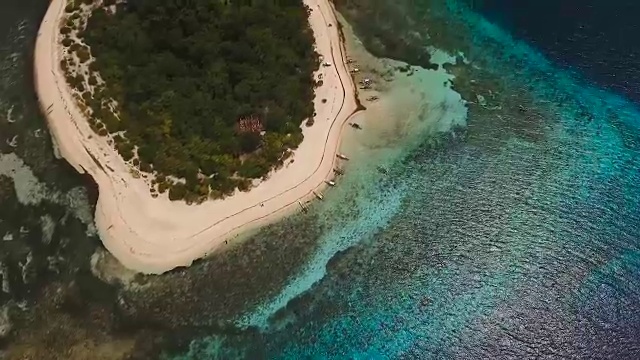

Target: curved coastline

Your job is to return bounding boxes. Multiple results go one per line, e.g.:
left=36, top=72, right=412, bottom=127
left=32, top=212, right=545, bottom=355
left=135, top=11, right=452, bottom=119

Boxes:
left=35, top=0, right=360, bottom=274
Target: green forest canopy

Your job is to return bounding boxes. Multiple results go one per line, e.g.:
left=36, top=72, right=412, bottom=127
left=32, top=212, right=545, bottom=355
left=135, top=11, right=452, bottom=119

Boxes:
left=81, top=0, right=318, bottom=201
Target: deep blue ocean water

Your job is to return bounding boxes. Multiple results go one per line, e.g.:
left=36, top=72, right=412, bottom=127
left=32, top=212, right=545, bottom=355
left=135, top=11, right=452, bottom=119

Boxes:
left=474, top=0, right=640, bottom=103
left=166, top=0, right=640, bottom=358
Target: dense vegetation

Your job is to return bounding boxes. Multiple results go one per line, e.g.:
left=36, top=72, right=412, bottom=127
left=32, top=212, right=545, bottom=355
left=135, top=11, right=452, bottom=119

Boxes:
left=75, top=0, right=318, bottom=202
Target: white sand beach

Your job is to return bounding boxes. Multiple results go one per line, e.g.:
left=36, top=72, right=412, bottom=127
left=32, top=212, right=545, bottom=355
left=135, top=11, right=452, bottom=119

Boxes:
left=34, top=0, right=359, bottom=274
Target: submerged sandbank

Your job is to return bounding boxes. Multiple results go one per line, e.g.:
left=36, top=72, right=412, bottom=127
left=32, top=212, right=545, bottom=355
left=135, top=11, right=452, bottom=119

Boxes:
left=339, top=16, right=467, bottom=161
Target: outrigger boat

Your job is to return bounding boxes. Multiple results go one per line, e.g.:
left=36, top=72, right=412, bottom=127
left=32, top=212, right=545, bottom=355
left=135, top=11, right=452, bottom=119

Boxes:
left=349, top=122, right=362, bottom=130
left=336, top=153, right=349, bottom=160
left=313, top=191, right=324, bottom=200
left=333, top=167, right=345, bottom=175
left=325, top=180, right=336, bottom=186
left=298, top=201, right=308, bottom=213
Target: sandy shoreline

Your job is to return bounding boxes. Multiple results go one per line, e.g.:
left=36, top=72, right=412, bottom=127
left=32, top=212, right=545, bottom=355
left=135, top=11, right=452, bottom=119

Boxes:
left=35, top=0, right=359, bottom=274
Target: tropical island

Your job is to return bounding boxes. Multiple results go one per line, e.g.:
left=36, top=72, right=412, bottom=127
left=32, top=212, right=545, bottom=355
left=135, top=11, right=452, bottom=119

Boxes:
left=58, top=0, right=319, bottom=203
left=35, top=0, right=359, bottom=274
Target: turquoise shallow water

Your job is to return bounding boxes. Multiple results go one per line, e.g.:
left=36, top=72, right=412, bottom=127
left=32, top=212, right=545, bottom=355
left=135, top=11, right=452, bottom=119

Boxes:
left=168, top=0, right=640, bottom=359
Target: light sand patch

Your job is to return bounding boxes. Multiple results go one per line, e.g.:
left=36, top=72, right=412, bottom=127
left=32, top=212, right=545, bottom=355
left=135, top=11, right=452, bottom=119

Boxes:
left=338, top=16, right=467, bottom=160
